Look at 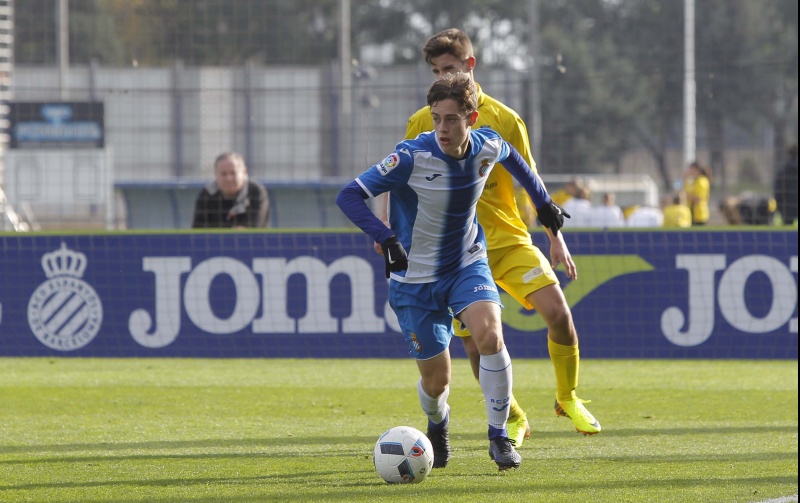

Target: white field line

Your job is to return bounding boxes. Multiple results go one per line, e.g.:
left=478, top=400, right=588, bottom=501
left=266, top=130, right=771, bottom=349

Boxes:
left=752, top=495, right=798, bottom=503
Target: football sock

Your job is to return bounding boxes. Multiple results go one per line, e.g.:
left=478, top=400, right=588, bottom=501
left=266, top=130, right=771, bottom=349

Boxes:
left=475, top=376, right=523, bottom=422
left=479, top=346, right=512, bottom=433
left=507, top=394, right=524, bottom=422
left=548, top=338, right=580, bottom=403
left=418, top=378, right=449, bottom=428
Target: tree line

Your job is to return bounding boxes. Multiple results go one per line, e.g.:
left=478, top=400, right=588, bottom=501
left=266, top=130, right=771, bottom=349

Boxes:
left=14, top=0, right=797, bottom=190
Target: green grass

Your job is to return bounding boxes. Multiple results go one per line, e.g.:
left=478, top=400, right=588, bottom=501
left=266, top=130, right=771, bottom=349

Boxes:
left=0, top=358, right=796, bottom=503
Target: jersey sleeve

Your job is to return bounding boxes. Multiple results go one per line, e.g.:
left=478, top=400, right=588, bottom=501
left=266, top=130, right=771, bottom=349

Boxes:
left=498, top=113, right=537, bottom=174
left=497, top=142, right=550, bottom=208
left=335, top=148, right=414, bottom=245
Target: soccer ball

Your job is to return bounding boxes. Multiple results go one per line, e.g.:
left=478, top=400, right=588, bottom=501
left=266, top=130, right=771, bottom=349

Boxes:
left=373, top=426, right=434, bottom=484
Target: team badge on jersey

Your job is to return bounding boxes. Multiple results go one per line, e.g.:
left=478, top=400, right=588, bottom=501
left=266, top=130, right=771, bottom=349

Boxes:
left=377, top=153, right=400, bottom=176
left=479, top=158, right=492, bottom=177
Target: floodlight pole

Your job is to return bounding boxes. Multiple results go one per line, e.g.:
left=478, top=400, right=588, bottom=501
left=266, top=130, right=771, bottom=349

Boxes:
left=57, top=0, right=69, bottom=100
left=339, top=0, right=351, bottom=117
left=527, top=0, right=541, bottom=158
left=683, top=0, right=696, bottom=166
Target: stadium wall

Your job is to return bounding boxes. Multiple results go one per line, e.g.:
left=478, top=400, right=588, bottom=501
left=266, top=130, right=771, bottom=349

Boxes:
left=0, top=229, right=796, bottom=359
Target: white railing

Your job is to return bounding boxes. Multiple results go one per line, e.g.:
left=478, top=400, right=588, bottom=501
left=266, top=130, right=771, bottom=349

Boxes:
left=0, top=185, right=33, bottom=232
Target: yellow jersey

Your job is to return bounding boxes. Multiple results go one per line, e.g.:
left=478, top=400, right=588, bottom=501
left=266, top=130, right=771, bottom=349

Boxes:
left=550, top=189, right=573, bottom=207
left=662, top=204, right=692, bottom=228
left=684, top=175, right=710, bottom=224
left=405, top=83, right=536, bottom=249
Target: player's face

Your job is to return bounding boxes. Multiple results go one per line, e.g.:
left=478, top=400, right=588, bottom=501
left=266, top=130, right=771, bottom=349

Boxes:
left=429, top=53, right=475, bottom=79
left=215, top=159, right=246, bottom=198
left=431, top=98, right=477, bottom=158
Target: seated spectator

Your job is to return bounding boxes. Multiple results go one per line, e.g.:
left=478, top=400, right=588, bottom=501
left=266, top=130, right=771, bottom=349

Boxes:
left=662, top=192, right=692, bottom=228
left=192, top=152, right=270, bottom=228
left=625, top=205, right=664, bottom=228
left=550, top=176, right=586, bottom=207
left=589, top=192, right=625, bottom=228
left=773, top=144, right=798, bottom=225
left=561, top=186, right=593, bottom=227
left=719, top=192, right=777, bottom=225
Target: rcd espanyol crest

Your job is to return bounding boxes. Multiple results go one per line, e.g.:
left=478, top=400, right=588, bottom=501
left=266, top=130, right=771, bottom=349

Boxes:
left=27, top=243, right=103, bottom=351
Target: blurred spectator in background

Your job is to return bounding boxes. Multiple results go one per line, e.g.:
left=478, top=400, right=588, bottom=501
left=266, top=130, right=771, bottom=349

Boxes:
left=550, top=177, right=585, bottom=207
left=683, top=161, right=711, bottom=226
left=590, top=192, right=625, bottom=228
left=719, top=192, right=777, bottom=225
left=192, top=152, right=270, bottom=228
left=661, top=192, right=692, bottom=228
left=625, top=205, right=664, bottom=228
left=773, top=143, right=798, bottom=226
left=561, top=185, right=593, bottom=227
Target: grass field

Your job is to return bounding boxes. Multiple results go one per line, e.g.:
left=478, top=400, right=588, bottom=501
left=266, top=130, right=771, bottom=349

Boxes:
left=0, top=357, right=797, bottom=503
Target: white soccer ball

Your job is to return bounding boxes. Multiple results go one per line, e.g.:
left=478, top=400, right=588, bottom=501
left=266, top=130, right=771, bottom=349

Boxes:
left=373, top=425, right=435, bottom=484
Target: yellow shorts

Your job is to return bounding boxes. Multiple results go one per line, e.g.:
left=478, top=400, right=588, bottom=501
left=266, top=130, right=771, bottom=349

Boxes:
left=453, top=243, right=558, bottom=337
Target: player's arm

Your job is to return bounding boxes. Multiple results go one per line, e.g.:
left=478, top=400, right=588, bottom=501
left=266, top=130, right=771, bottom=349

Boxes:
left=337, top=181, right=408, bottom=278
left=500, top=143, right=577, bottom=280
left=336, top=181, right=395, bottom=245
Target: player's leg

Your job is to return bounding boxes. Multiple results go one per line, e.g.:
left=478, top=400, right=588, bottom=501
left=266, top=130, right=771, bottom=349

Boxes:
left=454, top=313, right=530, bottom=447
left=452, top=261, right=521, bottom=470
left=527, top=284, right=601, bottom=435
left=390, top=283, right=455, bottom=468
left=458, top=300, right=521, bottom=470
left=416, top=350, right=452, bottom=468
left=493, top=244, right=601, bottom=435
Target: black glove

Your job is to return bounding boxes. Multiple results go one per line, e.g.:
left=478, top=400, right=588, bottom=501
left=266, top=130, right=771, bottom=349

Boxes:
left=536, top=201, right=571, bottom=234
left=380, top=236, right=408, bottom=278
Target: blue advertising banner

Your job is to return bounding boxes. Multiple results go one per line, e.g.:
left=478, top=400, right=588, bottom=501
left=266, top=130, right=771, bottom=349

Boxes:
left=7, top=101, right=105, bottom=149
left=0, top=231, right=796, bottom=359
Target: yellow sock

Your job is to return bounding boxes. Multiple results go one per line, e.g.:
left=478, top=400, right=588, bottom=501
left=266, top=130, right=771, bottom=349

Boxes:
left=508, top=395, right=524, bottom=422
left=548, top=338, right=579, bottom=403
left=476, top=377, right=524, bottom=421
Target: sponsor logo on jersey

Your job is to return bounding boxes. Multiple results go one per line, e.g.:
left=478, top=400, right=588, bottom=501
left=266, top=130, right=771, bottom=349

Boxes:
left=377, top=153, right=400, bottom=175
left=467, top=243, right=483, bottom=254
left=523, top=267, right=544, bottom=283
left=478, top=158, right=492, bottom=177
left=425, top=173, right=442, bottom=181
left=473, top=284, right=498, bottom=293
left=27, top=243, right=103, bottom=351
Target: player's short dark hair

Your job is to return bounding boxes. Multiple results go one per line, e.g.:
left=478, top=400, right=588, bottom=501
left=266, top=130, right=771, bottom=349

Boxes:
left=426, top=72, right=478, bottom=115
left=422, top=28, right=473, bottom=65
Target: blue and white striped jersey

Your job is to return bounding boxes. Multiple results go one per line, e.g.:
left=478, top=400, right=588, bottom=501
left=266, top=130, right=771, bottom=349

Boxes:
left=343, top=128, right=504, bottom=284
left=337, top=126, right=549, bottom=283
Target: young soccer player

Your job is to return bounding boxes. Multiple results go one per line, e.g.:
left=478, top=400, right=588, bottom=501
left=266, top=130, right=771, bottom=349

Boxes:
left=337, top=72, right=571, bottom=471
left=377, top=28, right=601, bottom=441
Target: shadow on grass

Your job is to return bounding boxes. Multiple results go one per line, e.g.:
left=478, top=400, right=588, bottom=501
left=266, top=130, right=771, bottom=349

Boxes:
left=2, top=424, right=796, bottom=456
left=0, top=424, right=796, bottom=468
left=1, top=473, right=797, bottom=501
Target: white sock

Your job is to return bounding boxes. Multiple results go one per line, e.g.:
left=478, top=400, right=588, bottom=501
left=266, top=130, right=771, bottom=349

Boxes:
left=418, top=378, right=450, bottom=426
left=479, top=346, right=513, bottom=431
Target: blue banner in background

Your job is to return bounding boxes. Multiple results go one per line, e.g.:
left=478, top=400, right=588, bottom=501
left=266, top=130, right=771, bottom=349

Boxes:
left=0, top=231, right=796, bottom=359
left=8, top=101, right=105, bottom=149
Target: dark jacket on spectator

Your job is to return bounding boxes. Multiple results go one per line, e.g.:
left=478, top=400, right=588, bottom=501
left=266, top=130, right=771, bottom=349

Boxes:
left=192, top=180, right=269, bottom=228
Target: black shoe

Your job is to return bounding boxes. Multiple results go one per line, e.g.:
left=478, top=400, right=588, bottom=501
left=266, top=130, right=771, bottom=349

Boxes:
left=426, top=416, right=451, bottom=468
left=488, top=436, right=522, bottom=471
